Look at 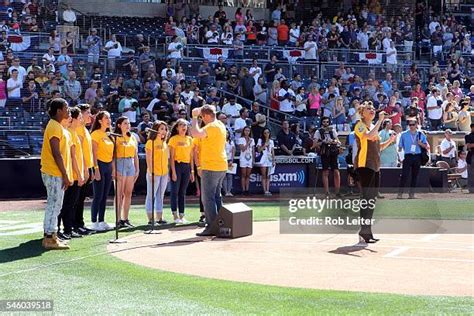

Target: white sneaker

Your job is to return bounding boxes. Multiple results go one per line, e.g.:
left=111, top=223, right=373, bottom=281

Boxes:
left=91, top=222, right=100, bottom=231
left=174, top=218, right=183, bottom=224
left=180, top=218, right=188, bottom=224
left=225, top=192, right=233, bottom=197
left=98, top=221, right=113, bottom=231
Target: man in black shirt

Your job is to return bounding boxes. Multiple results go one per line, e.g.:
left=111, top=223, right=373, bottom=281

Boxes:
left=214, top=56, right=227, bottom=89
left=264, top=55, right=278, bottom=83
left=465, top=123, right=474, bottom=193
left=213, top=5, right=227, bottom=27
left=149, top=91, right=171, bottom=121
left=277, top=120, right=297, bottom=156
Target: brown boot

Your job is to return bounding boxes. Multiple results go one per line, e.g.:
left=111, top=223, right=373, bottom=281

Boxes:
left=43, top=234, right=70, bottom=250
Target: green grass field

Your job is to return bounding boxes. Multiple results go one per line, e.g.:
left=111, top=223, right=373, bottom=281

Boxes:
left=0, top=200, right=473, bottom=315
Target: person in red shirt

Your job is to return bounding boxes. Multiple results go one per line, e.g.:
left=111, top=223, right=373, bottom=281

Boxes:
left=246, top=20, right=257, bottom=44
left=277, top=19, right=289, bottom=46
left=383, top=96, right=402, bottom=125
left=410, top=82, right=426, bottom=110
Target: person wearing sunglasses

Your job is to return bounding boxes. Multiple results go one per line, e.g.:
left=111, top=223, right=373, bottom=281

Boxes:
left=397, top=119, right=429, bottom=199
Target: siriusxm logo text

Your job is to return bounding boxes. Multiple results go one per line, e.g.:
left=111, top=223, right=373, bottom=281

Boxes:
left=249, top=170, right=305, bottom=185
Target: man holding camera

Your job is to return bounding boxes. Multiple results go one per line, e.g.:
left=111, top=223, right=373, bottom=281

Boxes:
left=314, top=117, right=341, bottom=197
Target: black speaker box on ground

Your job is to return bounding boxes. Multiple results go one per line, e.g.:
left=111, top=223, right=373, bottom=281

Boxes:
left=213, top=203, right=253, bottom=238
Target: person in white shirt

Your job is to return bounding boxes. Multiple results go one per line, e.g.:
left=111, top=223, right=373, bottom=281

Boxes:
left=357, top=28, right=369, bottom=50
left=104, top=34, right=122, bottom=74
left=233, top=108, right=248, bottom=140
left=160, top=60, right=176, bottom=78
left=205, top=24, right=220, bottom=44
left=238, top=126, right=255, bottom=195
left=248, top=59, right=262, bottom=83
left=180, top=85, right=194, bottom=107
left=278, top=80, right=295, bottom=114
left=8, top=58, right=27, bottom=83
left=167, top=36, right=183, bottom=67
left=429, top=18, right=440, bottom=35
left=426, top=88, right=443, bottom=130
left=7, top=69, right=22, bottom=99
left=221, top=97, right=242, bottom=125
left=256, top=127, right=275, bottom=196
left=304, top=34, right=317, bottom=60
left=382, top=33, right=392, bottom=51
left=42, top=47, right=56, bottom=65
left=288, top=22, right=300, bottom=46
left=62, top=5, right=77, bottom=25
left=385, top=40, right=397, bottom=72
left=439, top=129, right=457, bottom=166
left=456, top=151, right=468, bottom=187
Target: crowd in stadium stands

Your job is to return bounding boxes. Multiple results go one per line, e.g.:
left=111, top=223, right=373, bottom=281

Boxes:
left=0, top=1, right=472, bottom=162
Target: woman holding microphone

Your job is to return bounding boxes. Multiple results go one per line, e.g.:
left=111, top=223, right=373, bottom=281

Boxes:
left=90, top=111, right=115, bottom=232
left=168, top=118, right=194, bottom=224
left=353, top=102, right=395, bottom=244
left=114, top=116, right=139, bottom=229
left=145, top=120, right=169, bottom=225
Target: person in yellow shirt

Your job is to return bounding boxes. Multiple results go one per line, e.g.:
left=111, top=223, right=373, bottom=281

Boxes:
left=145, top=120, right=169, bottom=225
left=114, top=116, right=139, bottom=229
left=90, top=111, right=115, bottom=232
left=58, top=107, right=85, bottom=240
left=192, top=131, right=205, bottom=224
left=74, top=104, right=95, bottom=235
left=191, top=105, right=227, bottom=236
left=40, top=97, right=72, bottom=250
left=168, top=118, right=194, bottom=224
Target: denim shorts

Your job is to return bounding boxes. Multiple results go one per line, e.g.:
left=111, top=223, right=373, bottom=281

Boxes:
left=116, top=158, right=135, bottom=177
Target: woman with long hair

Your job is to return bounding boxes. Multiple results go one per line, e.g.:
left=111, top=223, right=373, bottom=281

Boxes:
left=145, top=120, right=169, bottom=224
left=307, top=85, right=321, bottom=117
left=168, top=118, right=194, bottom=223
left=443, top=102, right=458, bottom=131
left=223, top=130, right=235, bottom=197
left=353, top=102, right=393, bottom=244
left=270, top=80, right=280, bottom=112
left=114, top=116, right=139, bottom=228
left=238, top=126, right=254, bottom=195
left=256, top=128, right=275, bottom=196
left=333, top=96, right=346, bottom=131
left=90, top=111, right=115, bottom=231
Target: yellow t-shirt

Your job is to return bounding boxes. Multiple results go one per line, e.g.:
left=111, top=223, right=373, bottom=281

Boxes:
left=116, top=134, right=138, bottom=158
left=145, top=138, right=169, bottom=176
left=91, top=130, right=114, bottom=163
left=192, top=137, right=201, bottom=166
left=201, top=120, right=227, bottom=171
left=76, top=125, right=93, bottom=169
left=40, top=119, right=73, bottom=180
left=168, top=135, right=193, bottom=163
left=68, top=127, right=84, bottom=181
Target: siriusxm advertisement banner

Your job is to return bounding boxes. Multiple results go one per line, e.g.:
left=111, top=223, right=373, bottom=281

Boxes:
left=233, top=159, right=313, bottom=193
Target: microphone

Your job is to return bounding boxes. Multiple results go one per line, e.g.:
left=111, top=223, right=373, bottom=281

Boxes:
left=107, top=132, right=123, bottom=138
left=145, top=127, right=158, bottom=133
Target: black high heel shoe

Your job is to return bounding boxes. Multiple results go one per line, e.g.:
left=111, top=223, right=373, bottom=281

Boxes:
left=359, top=234, right=378, bottom=244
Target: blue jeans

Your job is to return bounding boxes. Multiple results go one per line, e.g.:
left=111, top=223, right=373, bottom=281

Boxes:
left=91, top=160, right=113, bottom=223
left=170, top=162, right=191, bottom=214
left=201, top=170, right=226, bottom=228
left=145, top=173, right=168, bottom=214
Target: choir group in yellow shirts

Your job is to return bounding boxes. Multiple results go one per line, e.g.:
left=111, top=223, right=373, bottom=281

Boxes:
left=40, top=99, right=228, bottom=249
